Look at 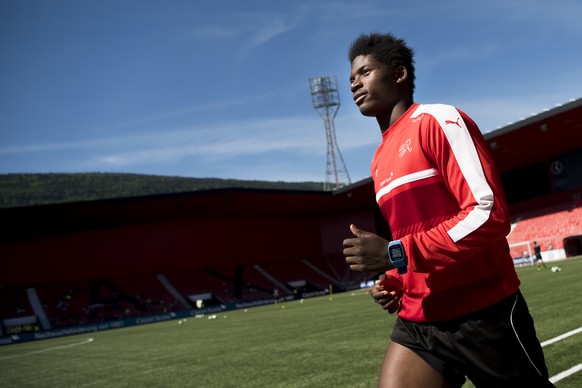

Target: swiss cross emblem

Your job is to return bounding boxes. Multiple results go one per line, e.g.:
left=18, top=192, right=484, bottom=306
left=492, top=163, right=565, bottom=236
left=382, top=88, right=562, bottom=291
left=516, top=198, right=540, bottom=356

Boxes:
left=399, top=138, right=412, bottom=158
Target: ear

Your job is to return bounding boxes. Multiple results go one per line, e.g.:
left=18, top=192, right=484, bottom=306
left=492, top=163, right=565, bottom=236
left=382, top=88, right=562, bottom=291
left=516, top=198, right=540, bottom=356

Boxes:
left=394, top=65, right=408, bottom=84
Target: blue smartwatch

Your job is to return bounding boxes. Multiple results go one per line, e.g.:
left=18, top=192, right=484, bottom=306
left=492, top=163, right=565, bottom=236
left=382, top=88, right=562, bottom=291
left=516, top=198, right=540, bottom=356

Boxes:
left=388, top=240, right=407, bottom=275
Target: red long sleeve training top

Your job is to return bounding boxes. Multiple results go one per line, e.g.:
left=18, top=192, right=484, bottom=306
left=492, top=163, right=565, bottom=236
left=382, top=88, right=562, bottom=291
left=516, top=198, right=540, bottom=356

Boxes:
left=373, top=103, right=520, bottom=323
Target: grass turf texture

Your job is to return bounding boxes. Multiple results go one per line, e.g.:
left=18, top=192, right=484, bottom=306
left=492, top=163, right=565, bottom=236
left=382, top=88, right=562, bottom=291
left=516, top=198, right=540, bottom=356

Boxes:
left=1, top=257, right=581, bottom=387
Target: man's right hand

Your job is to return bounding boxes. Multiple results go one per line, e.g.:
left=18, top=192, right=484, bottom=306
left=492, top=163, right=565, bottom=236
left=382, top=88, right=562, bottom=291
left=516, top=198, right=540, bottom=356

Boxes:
left=370, top=274, right=403, bottom=314
left=343, top=224, right=391, bottom=272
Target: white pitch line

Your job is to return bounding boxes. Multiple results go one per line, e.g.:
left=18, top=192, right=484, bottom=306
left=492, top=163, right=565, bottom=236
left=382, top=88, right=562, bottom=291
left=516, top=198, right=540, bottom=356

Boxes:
left=550, top=364, right=582, bottom=384
left=0, top=337, right=94, bottom=360
left=541, top=327, right=582, bottom=347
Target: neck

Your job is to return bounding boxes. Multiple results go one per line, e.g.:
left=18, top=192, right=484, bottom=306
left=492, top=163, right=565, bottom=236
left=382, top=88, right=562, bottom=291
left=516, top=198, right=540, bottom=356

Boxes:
left=377, top=100, right=413, bottom=134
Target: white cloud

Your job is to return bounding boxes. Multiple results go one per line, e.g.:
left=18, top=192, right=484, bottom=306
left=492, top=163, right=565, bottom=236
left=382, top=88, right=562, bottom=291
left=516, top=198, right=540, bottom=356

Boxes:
left=233, top=16, right=297, bottom=62
left=85, top=116, right=325, bottom=167
left=84, top=111, right=380, bottom=169
left=187, top=12, right=297, bottom=62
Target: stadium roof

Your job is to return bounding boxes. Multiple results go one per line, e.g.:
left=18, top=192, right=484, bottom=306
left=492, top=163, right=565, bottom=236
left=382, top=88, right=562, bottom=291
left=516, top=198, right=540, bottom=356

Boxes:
left=483, top=97, right=582, bottom=173
left=0, top=181, right=375, bottom=242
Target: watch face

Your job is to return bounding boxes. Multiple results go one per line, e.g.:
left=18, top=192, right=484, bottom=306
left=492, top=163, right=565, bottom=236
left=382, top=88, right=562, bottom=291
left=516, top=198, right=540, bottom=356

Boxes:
left=389, top=246, right=403, bottom=259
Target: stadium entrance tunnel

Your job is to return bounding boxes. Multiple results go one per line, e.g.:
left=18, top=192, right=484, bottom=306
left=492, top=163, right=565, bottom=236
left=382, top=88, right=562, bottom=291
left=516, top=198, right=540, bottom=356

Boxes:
left=564, top=235, right=582, bottom=257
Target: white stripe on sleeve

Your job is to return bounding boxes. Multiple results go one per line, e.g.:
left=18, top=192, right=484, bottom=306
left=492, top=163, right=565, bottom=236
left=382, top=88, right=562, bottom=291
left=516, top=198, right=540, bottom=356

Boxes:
left=413, top=104, right=494, bottom=243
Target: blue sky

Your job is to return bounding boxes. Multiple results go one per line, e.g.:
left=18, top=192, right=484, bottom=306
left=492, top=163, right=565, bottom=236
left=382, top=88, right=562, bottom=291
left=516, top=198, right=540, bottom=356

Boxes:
left=1, top=0, right=581, bottom=183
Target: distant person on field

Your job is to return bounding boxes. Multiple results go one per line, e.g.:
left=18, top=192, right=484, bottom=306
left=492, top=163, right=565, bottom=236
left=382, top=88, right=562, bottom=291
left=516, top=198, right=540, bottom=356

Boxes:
left=342, top=32, right=553, bottom=387
left=533, top=241, right=546, bottom=269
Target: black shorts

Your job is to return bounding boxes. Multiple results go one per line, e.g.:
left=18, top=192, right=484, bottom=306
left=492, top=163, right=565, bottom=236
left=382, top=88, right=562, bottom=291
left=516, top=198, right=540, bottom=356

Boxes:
left=390, top=290, right=554, bottom=387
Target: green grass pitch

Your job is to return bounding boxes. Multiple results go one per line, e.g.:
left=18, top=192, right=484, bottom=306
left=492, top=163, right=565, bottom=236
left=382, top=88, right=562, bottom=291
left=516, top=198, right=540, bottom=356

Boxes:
left=1, top=257, right=581, bottom=387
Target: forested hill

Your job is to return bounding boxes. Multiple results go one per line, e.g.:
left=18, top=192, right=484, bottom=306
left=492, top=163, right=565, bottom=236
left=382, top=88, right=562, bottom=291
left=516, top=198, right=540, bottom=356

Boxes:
left=0, top=173, right=325, bottom=208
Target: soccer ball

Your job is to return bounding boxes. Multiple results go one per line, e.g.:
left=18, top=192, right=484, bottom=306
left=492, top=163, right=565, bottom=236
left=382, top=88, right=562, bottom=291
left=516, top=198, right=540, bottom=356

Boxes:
left=551, top=266, right=562, bottom=272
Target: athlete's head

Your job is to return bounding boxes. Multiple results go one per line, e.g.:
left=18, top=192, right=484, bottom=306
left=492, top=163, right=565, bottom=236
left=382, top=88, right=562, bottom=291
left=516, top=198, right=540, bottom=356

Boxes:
left=348, top=32, right=415, bottom=101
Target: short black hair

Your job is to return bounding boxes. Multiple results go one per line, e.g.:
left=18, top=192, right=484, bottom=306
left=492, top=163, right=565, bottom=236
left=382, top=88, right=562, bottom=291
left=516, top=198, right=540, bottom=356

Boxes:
left=348, top=32, right=416, bottom=100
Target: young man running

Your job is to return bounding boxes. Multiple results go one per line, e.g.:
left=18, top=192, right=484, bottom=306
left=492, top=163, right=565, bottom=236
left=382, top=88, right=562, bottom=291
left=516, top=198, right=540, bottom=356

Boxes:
left=342, top=32, right=554, bottom=387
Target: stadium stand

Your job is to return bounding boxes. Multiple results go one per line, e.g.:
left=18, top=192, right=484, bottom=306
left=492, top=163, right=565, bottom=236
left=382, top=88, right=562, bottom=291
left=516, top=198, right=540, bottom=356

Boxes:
left=257, top=259, right=330, bottom=290
left=31, top=280, right=91, bottom=329
left=507, top=200, right=582, bottom=260
left=163, top=267, right=239, bottom=305
left=0, top=285, right=33, bottom=322
left=106, top=274, right=180, bottom=315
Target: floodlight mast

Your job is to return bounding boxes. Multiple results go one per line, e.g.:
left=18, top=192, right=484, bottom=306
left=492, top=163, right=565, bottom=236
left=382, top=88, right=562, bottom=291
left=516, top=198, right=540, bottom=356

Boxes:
left=309, top=76, right=351, bottom=191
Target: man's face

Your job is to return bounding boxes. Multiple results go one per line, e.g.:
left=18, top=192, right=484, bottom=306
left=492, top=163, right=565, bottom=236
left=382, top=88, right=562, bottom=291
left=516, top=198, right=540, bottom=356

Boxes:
left=349, top=54, right=398, bottom=117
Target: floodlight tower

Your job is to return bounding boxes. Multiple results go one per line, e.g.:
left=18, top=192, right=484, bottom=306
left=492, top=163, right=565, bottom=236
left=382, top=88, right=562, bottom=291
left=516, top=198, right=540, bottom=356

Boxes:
left=309, top=76, right=351, bottom=190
